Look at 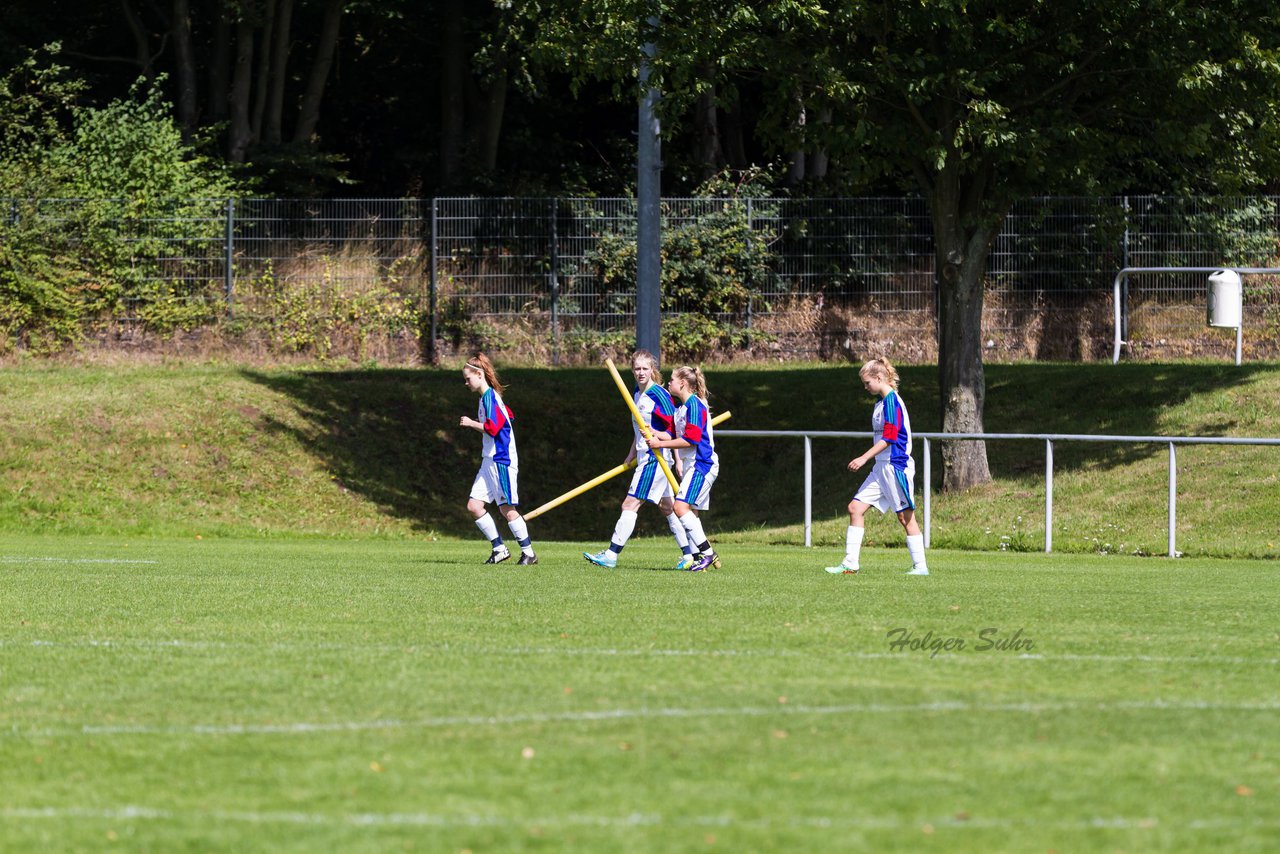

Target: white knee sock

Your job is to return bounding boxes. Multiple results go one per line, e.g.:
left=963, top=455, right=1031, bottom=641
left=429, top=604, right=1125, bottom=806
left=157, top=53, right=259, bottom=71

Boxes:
left=607, top=510, right=639, bottom=556
left=666, top=513, right=692, bottom=554
left=906, top=533, right=927, bottom=569
left=845, top=525, right=865, bottom=567
left=475, top=513, right=502, bottom=546
left=680, top=512, right=712, bottom=554
left=507, top=516, right=534, bottom=554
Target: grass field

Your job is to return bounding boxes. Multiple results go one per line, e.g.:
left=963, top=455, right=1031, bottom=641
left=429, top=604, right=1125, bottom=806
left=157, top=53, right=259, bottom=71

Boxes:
left=3, top=534, right=1277, bottom=851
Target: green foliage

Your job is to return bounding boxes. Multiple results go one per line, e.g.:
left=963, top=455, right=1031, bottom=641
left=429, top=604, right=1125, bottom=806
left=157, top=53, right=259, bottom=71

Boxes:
left=246, top=260, right=418, bottom=361
left=0, top=212, right=82, bottom=354
left=0, top=44, right=83, bottom=177
left=584, top=172, right=781, bottom=359
left=0, top=56, right=243, bottom=350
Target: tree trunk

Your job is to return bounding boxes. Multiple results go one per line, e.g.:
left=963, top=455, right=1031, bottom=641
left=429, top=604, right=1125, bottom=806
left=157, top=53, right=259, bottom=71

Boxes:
left=807, top=107, right=831, bottom=180
left=264, top=0, right=295, bottom=144
left=292, top=0, right=343, bottom=145
left=227, top=7, right=256, bottom=162
left=208, top=1, right=232, bottom=123
left=250, top=0, right=278, bottom=142
left=476, top=55, right=508, bottom=174
left=120, top=0, right=154, bottom=77
left=720, top=93, right=748, bottom=169
left=786, top=91, right=806, bottom=185
left=694, top=67, right=722, bottom=182
left=926, top=161, right=1001, bottom=492
left=439, top=0, right=466, bottom=186
left=172, top=0, right=199, bottom=132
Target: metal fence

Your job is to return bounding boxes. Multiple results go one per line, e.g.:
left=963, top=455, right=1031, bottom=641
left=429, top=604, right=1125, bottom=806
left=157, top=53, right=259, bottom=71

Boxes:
left=5, top=195, right=1279, bottom=361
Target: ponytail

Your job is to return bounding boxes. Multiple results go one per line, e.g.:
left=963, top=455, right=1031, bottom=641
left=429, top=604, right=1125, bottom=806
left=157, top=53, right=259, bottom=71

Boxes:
left=672, top=365, right=710, bottom=411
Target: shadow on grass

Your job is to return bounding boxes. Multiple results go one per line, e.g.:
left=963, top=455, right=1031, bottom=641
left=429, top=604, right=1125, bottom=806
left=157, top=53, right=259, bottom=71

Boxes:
left=242, top=362, right=1270, bottom=540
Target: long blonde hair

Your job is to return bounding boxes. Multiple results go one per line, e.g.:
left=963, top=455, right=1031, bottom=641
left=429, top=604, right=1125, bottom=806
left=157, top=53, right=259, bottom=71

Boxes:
left=465, top=352, right=504, bottom=394
left=671, top=365, right=710, bottom=410
left=859, top=357, right=900, bottom=390
left=631, top=349, right=662, bottom=386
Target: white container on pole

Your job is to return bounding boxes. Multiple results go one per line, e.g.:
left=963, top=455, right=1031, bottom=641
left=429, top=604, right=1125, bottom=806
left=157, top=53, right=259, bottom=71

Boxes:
left=1207, top=269, right=1243, bottom=328
left=1206, top=269, right=1244, bottom=365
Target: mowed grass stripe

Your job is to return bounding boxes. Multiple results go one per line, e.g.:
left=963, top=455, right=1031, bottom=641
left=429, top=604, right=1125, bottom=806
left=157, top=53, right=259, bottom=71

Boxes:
left=8, top=638, right=1280, bottom=666
left=7, top=698, right=1280, bottom=739
left=5, top=804, right=1280, bottom=832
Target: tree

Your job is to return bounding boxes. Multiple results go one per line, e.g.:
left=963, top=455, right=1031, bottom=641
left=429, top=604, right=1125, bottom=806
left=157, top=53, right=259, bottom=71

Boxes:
left=783, top=1, right=1280, bottom=488
left=511, top=0, right=1280, bottom=490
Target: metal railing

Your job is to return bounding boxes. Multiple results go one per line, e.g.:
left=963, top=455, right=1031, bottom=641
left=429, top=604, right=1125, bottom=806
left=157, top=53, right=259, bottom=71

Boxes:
left=716, top=429, right=1280, bottom=556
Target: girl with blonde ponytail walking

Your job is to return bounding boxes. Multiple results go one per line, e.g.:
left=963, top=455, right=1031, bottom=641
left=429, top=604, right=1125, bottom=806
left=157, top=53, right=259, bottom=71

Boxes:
left=647, top=365, right=721, bottom=572
left=825, top=358, right=928, bottom=576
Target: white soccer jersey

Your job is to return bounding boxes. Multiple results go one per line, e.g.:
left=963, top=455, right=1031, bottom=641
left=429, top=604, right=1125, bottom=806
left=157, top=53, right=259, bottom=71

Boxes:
left=632, top=382, right=677, bottom=465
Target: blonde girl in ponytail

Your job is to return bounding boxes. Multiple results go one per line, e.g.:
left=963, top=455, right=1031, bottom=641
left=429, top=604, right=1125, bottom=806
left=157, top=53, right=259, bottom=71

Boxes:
left=646, top=365, right=721, bottom=572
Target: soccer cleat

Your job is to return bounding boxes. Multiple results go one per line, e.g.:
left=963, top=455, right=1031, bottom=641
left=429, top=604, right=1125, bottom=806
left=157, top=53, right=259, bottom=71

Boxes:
left=582, top=550, right=617, bottom=568
left=906, top=566, right=930, bottom=576
left=485, top=545, right=511, bottom=564
left=688, top=552, right=717, bottom=572
left=824, top=561, right=859, bottom=575
left=517, top=552, right=538, bottom=566
left=675, top=554, right=696, bottom=571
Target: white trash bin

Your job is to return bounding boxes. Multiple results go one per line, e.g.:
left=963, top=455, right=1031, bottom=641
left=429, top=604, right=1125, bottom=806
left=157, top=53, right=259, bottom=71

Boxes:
left=1207, top=269, right=1242, bottom=328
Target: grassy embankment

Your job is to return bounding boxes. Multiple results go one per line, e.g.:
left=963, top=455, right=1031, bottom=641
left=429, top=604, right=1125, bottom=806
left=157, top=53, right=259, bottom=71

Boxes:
left=1, top=360, right=1277, bottom=557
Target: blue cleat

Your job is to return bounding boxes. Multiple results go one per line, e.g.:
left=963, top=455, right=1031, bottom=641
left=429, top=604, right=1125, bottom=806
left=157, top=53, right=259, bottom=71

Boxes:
left=583, top=550, right=617, bottom=569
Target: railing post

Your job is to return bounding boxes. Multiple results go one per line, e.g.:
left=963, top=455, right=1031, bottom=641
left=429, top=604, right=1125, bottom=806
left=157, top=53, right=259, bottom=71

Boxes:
left=745, top=197, right=753, bottom=337
left=224, top=198, right=235, bottom=317
left=1045, top=439, right=1054, bottom=553
left=549, top=197, right=560, bottom=367
left=803, top=435, right=813, bottom=547
left=428, top=197, right=438, bottom=365
left=1112, top=269, right=1125, bottom=363
left=1168, top=442, right=1178, bottom=557
left=922, top=436, right=931, bottom=549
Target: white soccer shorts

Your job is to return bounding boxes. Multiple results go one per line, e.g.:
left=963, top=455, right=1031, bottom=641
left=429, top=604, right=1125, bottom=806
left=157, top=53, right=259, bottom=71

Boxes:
left=676, top=461, right=719, bottom=511
left=627, top=451, right=675, bottom=504
left=854, top=459, right=916, bottom=514
left=470, top=460, right=519, bottom=507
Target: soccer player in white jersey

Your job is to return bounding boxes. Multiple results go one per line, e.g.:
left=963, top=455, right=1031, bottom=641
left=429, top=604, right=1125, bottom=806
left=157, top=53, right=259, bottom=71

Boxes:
left=583, top=350, right=693, bottom=569
left=459, top=353, right=537, bottom=565
left=825, top=357, right=929, bottom=576
left=647, top=365, right=721, bottom=572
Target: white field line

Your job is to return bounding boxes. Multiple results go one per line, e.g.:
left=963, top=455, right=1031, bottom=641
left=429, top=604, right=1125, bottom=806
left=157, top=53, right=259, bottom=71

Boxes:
left=1, top=555, right=159, bottom=565
left=4, top=638, right=1278, bottom=667
left=1, top=804, right=1278, bottom=832
left=9, top=698, right=1280, bottom=739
